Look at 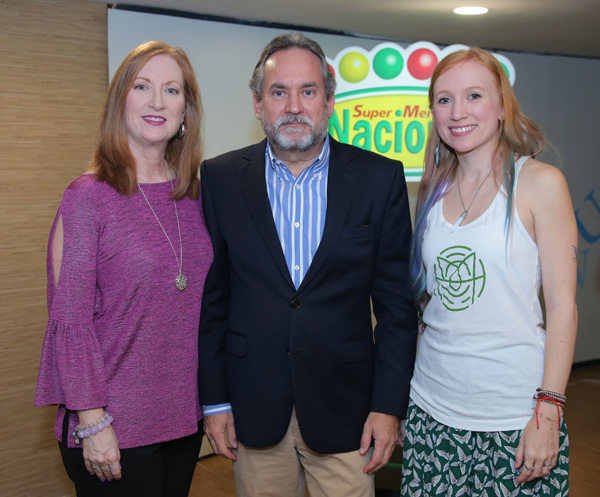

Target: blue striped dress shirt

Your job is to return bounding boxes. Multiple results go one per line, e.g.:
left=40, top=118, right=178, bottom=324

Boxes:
left=265, top=136, right=330, bottom=289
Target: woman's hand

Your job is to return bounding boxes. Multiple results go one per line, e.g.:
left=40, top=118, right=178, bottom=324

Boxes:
left=398, top=418, right=407, bottom=447
left=515, top=402, right=561, bottom=484
left=77, top=409, right=122, bottom=482
left=82, top=425, right=121, bottom=481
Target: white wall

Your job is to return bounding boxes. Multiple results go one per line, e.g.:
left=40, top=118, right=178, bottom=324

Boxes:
left=504, top=51, right=600, bottom=362
left=108, top=9, right=600, bottom=362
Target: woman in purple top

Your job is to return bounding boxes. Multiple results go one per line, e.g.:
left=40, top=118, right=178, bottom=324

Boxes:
left=35, top=41, right=213, bottom=496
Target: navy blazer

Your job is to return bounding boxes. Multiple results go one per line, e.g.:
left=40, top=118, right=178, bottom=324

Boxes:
left=198, top=137, right=417, bottom=454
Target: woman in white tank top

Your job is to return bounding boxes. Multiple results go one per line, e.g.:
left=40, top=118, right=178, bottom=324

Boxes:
left=401, top=48, right=578, bottom=497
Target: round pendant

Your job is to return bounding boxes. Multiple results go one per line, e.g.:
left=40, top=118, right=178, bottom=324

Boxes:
left=175, top=273, right=187, bottom=291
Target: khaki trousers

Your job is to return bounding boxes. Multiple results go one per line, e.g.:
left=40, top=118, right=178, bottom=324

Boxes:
left=232, top=409, right=375, bottom=497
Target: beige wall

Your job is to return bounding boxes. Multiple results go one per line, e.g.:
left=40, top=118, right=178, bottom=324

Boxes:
left=0, top=0, right=107, bottom=495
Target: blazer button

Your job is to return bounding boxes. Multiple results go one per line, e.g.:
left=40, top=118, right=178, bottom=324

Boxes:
left=291, top=299, right=301, bottom=309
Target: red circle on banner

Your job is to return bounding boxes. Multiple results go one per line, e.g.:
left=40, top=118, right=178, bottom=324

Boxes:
left=328, top=63, right=336, bottom=78
left=407, top=49, right=438, bottom=80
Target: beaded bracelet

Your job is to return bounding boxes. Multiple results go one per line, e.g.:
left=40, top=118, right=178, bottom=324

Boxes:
left=534, top=388, right=566, bottom=404
left=73, top=411, right=114, bottom=444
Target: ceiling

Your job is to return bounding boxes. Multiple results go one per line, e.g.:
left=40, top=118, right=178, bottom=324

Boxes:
left=95, top=0, right=600, bottom=59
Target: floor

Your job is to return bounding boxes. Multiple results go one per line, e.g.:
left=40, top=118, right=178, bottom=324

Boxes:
left=190, top=363, right=600, bottom=496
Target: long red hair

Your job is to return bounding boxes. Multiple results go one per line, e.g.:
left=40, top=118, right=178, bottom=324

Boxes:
left=91, top=41, right=203, bottom=199
left=411, top=48, right=546, bottom=305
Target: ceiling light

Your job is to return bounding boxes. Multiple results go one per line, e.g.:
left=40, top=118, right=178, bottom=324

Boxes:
left=454, top=6, right=489, bottom=15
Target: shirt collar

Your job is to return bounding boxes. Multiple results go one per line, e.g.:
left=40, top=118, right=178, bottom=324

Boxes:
left=266, top=134, right=330, bottom=178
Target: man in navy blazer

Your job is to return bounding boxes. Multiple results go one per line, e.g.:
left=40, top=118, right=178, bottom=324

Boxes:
left=198, top=32, right=417, bottom=496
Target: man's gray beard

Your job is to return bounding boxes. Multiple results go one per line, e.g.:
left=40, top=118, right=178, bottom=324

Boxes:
left=262, top=113, right=329, bottom=153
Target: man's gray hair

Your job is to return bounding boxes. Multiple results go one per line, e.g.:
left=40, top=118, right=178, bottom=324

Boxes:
left=249, top=32, right=337, bottom=101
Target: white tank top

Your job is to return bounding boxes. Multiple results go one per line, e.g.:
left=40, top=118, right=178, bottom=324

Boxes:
left=410, top=156, right=545, bottom=431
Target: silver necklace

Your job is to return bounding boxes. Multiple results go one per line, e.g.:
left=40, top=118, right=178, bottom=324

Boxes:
left=138, top=175, right=187, bottom=291
left=451, top=167, right=493, bottom=233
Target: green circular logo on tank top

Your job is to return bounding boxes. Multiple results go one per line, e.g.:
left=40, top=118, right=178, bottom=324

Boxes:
left=433, top=245, right=486, bottom=311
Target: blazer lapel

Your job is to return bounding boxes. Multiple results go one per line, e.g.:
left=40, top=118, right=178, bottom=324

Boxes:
left=241, top=141, right=295, bottom=290
left=298, top=139, right=359, bottom=292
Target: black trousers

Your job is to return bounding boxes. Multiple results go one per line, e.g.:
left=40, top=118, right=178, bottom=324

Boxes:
left=59, top=412, right=202, bottom=497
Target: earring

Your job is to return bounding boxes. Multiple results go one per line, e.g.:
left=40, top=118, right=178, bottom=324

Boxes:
left=434, top=137, right=440, bottom=167
left=176, top=122, right=185, bottom=139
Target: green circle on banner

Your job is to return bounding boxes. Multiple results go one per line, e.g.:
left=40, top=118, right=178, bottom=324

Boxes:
left=373, top=48, right=404, bottom=80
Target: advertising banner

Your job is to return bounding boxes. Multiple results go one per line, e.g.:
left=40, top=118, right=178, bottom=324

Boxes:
left=327, top=42, right=515, bottom=181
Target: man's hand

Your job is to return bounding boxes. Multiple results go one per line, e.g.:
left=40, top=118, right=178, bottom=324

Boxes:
left=203, top=411, right=238, bottom=461
left=359, top=412, right=399, bottom=474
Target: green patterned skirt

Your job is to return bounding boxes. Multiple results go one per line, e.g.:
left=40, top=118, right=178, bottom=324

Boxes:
left=401, top=401, right=569, bottom=496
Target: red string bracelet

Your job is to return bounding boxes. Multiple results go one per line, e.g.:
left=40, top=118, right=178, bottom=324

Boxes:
left=535, top=396, right=563, bottom=430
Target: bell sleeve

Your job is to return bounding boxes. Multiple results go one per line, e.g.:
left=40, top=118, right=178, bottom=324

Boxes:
left=35, top=182, right=108, bottom=410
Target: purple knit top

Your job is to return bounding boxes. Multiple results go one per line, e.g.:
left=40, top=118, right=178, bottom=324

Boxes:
left=35, top=175, right=213, bottom=449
